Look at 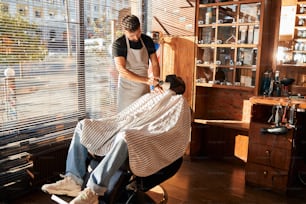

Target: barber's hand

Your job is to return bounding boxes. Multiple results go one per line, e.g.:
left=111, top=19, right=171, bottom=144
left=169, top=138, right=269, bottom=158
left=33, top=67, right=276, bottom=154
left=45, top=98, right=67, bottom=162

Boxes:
left=147, top=77, right=156, bottom=86
left=149, top=78, right=164, bottom=93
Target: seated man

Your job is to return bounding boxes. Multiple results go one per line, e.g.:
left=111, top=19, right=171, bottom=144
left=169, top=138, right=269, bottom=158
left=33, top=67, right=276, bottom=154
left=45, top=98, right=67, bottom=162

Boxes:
left=41, top=75, right=191, bottom=204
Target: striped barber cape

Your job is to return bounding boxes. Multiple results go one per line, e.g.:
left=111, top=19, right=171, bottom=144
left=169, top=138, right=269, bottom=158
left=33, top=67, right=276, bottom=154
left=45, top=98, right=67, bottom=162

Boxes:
left=80, top=90, right=191, bottom=177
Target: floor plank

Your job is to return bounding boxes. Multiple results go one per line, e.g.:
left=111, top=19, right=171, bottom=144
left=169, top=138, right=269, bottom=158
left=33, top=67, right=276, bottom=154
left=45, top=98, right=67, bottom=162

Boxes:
left=9, top=157, right=306, bottom=204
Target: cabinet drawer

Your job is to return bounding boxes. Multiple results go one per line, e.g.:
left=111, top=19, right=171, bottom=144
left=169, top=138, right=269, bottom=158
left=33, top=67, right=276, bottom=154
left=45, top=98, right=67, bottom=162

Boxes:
left=249, top=122, right=293, bottom=150
left=245, top=162, right=288, bottom=191
left=248, top=143, right=292, bottom=170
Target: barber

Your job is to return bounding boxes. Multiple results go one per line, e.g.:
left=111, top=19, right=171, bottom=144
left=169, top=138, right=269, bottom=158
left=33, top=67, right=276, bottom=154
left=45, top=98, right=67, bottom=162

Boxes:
left=112, top=15, right=161, bottom=112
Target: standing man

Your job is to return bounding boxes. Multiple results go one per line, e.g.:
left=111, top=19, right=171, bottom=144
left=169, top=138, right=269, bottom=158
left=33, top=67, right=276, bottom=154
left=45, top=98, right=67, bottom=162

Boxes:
left=112, top=15, right=161, bottom=111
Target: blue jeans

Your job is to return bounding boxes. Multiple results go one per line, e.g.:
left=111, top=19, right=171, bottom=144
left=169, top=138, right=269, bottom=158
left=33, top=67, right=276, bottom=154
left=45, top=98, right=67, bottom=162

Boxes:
left=65, top=120, right=128, bottom=195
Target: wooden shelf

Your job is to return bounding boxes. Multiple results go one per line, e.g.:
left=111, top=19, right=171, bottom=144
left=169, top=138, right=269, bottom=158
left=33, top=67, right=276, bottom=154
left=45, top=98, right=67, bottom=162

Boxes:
left=277, top=63, right=306, bottom=67
left=294, top=39, right=306, bottom=42
left=293, top=50, right=306, bottom=53
left=249, top=96, right=306, bottom=109
left=196, top=64, right=256, bottom=68
left=296, top=13, right=306, bottom=17
left=196, top=63, right=214, bottom=67
left=197, top=43, right=258, bottom=48
left=194, top=119, right=250, bottom=131
left=196, top=82, right=254, bottom=91
left=295, top=26, right=306, bottom=30
left=198, top=22, right=259, bottom=27
left=297, top=1, right=306, bottom=5
left=199, top=0, right=261, bottom=7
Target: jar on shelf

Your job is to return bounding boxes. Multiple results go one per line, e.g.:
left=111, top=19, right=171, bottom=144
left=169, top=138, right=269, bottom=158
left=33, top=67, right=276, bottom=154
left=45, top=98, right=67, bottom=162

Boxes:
left=295, top=42, right=299, bottom=51
left=300, top=5, right=305, bottom=14
left=299, top=42, right=304, bottom=51
left=298, top=18, right=304, bottom=26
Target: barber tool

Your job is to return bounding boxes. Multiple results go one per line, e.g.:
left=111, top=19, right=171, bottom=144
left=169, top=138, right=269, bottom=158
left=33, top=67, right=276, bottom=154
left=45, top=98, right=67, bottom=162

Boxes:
left=282, top=104, right=288, bottom=123
left=281, top=78, right=295, bottom=96
left=263, top=104, right=289, bottom=135
left=274, top=104, right=283, bottom=127
left=267, top=104, right=283, bottom=127
left=268, top=79, right=274, bottom=96
left=158, top=80, right=171, bottom=90
left=289, top=104, right=296, bottom=125
left=260, top=126, right=288, bottom=135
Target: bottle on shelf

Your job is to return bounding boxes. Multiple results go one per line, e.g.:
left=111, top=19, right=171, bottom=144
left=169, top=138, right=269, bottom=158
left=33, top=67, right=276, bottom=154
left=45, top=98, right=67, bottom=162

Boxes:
left=261, top=71, right=271, bottom=95
left=298, top=18, right=304, bottom=26
left=274, top=70, right=282, bottom=97
left=205, top=8, right=212, bottom=25
left=300, top=4, right=305, bottom=14
left=289, top=104, right=296, bottom=125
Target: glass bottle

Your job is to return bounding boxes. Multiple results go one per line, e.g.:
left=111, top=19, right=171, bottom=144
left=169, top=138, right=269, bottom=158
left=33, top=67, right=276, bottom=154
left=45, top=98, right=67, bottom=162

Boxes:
left=261, top=71, right=270, bottom=95
left=205, top=8, right=212, bottom=25
left=274, top=71, right=281, bottom=97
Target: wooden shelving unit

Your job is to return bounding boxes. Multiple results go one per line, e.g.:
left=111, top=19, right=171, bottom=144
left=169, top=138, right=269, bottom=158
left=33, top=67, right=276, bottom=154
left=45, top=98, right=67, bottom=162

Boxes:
left=195, top=0, right=261, bottom=90
left=190, top=0, right=281, bottom=158
left=276, top=0, right=306, bottom=95
left=293, top=1, right=306, bottom=64
left=192, top=0, right=279, bottom=123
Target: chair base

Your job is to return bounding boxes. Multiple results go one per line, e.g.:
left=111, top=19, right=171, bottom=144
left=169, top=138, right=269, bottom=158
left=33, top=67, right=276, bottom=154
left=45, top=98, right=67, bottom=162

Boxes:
left=101, top=191, right=155, bottom=204
left=84, top=155, right=182, bottom=204
left=99, top=185, right=167, bottom=204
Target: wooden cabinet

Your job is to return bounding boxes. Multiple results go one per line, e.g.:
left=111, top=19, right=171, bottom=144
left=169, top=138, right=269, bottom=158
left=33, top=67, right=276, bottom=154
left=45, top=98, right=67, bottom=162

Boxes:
left=193, top=0, right=280, bottom=120
left=195, top=1, right=261, bottom=89
left=245, top=97, right=306, bottom=192
left=246, top=162, right=289, bottom=191
left=194, top=0, right=280, bottom=95
left=246, top=121, right=294, bottom=191
left=190, top=0, right=281, bottom=158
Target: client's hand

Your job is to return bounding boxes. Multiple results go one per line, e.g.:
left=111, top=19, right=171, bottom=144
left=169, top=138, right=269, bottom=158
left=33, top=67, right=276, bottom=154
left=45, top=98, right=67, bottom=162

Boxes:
left=152, top=84, right=164, bottom=93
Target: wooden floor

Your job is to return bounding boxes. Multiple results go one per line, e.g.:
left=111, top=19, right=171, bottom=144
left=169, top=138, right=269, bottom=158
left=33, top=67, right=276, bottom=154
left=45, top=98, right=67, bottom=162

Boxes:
left=10, top=157, right=306, bottom=204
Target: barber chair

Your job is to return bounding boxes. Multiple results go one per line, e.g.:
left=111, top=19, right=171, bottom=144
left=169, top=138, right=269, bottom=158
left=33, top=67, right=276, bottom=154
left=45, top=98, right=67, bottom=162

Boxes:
left=83, top=154, right=183, bottom=204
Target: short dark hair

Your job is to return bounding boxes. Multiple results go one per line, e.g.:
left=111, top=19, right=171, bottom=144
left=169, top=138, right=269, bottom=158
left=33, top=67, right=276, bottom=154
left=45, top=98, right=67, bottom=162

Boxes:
left=122, top=15, right=141, bottom=32
left=165, top=74, right=186, bottom=95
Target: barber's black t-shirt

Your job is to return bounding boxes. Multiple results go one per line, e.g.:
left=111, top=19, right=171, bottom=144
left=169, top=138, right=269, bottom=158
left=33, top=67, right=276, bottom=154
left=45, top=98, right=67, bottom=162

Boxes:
left=112, top=34, right=156, bottom=59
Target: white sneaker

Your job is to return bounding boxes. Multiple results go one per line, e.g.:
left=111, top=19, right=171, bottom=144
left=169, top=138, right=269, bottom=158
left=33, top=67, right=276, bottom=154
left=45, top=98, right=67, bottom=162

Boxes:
left=69, top=188, right=99, bottom=204
left=41, top=176, right=81, bottom=197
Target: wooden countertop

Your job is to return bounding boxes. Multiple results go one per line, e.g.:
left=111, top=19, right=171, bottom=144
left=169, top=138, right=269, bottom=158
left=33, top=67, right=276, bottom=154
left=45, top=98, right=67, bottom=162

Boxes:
left=249, top=96, right=306, bottom=109
left=194, top=119, right=250, bottom=132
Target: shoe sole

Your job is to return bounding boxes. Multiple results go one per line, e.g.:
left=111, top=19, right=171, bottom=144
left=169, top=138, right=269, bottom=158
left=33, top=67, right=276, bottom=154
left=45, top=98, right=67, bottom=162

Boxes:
left=42, top=188, right=80, bottom=197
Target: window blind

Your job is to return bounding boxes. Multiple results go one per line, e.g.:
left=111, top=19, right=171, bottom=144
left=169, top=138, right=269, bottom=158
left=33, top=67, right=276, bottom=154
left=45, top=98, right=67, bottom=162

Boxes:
left=0, top=0, right=140, bottom=197
left=0, top=0, right=153, bottom=200
left=0, top=0, right=83, bottom=138
left=0, top=0, right=144, bottom=141
left=0, top=0, right=85, bottom=194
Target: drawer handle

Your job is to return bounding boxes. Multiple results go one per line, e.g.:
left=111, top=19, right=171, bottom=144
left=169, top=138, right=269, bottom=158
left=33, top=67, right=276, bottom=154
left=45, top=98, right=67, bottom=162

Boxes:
left=265, top=150, right=270, bottom=156
left=263, top=171, right=268, bottom=176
